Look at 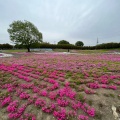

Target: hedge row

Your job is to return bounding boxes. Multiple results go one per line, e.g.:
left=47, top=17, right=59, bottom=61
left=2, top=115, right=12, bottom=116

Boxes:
left=0, top=42, right=120, bottom=50
left=96, top=42, right=120, bottom=49
left=30, top=42, right=120, bottom=50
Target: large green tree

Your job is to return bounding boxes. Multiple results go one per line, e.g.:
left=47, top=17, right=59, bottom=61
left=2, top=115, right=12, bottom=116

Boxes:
left=75, top=41, right=84, bottom=46
left=8, top=20, right=43, bottom=52
left=58, top=40, right=70, bottom=45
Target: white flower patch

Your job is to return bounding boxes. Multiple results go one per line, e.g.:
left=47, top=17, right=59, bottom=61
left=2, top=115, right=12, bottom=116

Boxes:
left=0, top=53, right=13, bottom=57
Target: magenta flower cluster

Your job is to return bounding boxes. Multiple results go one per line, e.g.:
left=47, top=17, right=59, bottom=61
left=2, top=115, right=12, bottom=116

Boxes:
left=35, top=98, right=46, bottom=107
left=1, top=96, right=11, bottom=107
left=19, top=92, right=30, bottom=99
left=7, top=100, right=19, bottom=112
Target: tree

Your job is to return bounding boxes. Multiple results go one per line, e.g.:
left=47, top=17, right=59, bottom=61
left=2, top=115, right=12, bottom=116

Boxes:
left=8, top=20, right=42, bottom=52
left=75, top=41, right=84, bottom=46
left=58, top=40, right=70, bottom=45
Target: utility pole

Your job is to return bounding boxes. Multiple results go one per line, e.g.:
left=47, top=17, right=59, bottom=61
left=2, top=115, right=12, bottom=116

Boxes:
left=97, top=37, right=99, bottom=45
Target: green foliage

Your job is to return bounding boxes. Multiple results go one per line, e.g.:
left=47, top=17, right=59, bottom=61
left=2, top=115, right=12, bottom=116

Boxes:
left=75, top=80, right=81, bottom=85
left=103, top=93, right=109, bottom=97
left=95, top=111, right=102, bottom=119
left=96, top=42, right=120, bottom=49
left=76, top=93, right=85, bottom=102
left=58, top=40, right=70, bottom=45
left=66, top=72, right=72, bottom=78
left=70, top=83, right=78, bottom=90
left=109, top=93, right=115, bottom=98
left=7, top=20, right=42, bottom=52
left=88, top=100, right=93, bottom=106
left=0, top=43, right=13, bottom=49
left=30, top=43, right=80, bottom=49
left=75, top=41, right=84, bottom=46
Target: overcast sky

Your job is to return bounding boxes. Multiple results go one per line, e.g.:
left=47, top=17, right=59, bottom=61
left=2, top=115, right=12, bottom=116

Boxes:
left=0, top=0, right=120, bottom=46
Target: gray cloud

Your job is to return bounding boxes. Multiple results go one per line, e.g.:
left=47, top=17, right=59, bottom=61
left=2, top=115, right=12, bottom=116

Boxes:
left=0, top=0, right=120, bottom=46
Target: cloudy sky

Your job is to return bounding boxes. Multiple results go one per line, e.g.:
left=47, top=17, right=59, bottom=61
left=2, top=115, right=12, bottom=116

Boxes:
left=0, top=0, right=120, bottom=46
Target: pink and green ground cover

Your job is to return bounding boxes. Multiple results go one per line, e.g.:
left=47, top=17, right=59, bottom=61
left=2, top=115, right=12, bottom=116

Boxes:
left=0, top=53, right=120, bottom=120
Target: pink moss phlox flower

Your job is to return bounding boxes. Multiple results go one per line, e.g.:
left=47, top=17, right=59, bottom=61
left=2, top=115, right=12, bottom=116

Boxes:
left=68, top=110, right=77, bottom=117
left=7, top=100, right=19, bottom=112
left=8, top=87, right=15, bottom=92
left=116, top=81, right=120, bottom=85
left=23, top=76, right=31, bottom=82
left=53, top=82, right=59, bottom=89
left=8, top=104, right=27, bottom=119
left=48, top=78, right=56, bottom=84
left=20, top=83, right=33, bottom=89
left=40, top=90, right=47, bottom=96
left=32, top=95, right=38, bottom=99
left=42, top=70, right=47, bottom=74
left=87, top=82, right=100, bottom=89
left=53, top=108, right=66, bottom=120
left=48, top=82, right=59, bottom=90
left=110, top=75, right=117, bottom=79
left=101, top=84, right=108, bottom=88
left=43, top=78, right=49, bottom=82
left=86, top=108, right=95, bottom=117
left=108, top=85, right=117, bottom=90
left=64, top=87, right=76, bottom=99
left=16, top=88, right=24, bottom=96
left=20, top=113, right=36, bottom=120
left=42, top=103, right=56, bottom=113
left=20, top=92, right=30, bottom=99
left=83, top=72, right=89, bottom=77
left=17, top=104, right=27, bottom=114
left=64, top=82, right=70, bottom=87
left=27, top=98, right=35, bottom=105
left=59, top=77, right=65, bottom=82
left=58, top=87, right=76, bottom=99
left=46, top=81, right=59, bottom=91
left=29, top=74, right=39, bottom=79
left=81, top=103, right=95, bottom=117
left=58, top=88, right=66, bottom=97
left=52, top=82, right=59, bottom=89
left=1, top=96, right=11, bottom=107
left=27, top=95, right=38, bottom=105
left=35, top=98, right=46, bottom=107
left=49, top=91, right=58, bottom=100
left=85, top=89, right=95, bottom=94
left=39, top=83, right=47, bottom=89
left=8, top=113, right=20, bottom=119
left=33, top=86, right=40, bottom=93
left=71, top=102, right=81, bottom=110
left=78, top=114, right=89, bottom=120
left=18, top=75, right=31, bottom=82
left=35, top=71, right=40, bottom=75
left=2, top=83, right=12, bottom=89
left=59, top=73, right=65, bottom=77
left=57, top=97, right=69, bottom=107
left=100, top=79, right=108, bottom=84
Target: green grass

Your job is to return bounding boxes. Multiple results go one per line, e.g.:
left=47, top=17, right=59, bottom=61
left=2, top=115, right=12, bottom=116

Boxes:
left=53, top=49, right=69, bottom=52
left=1, top=48, right=120, bottom=53
left=53, top=49, right=120, bottom=54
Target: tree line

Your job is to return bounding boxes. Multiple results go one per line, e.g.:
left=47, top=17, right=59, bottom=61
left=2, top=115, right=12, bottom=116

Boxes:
left=1, top=42, right=120, bottom=50
left=0, top=20, right=119, bottom=51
